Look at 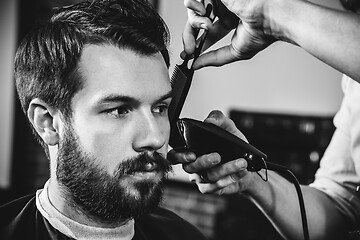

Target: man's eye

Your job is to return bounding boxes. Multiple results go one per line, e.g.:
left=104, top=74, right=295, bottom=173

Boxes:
left=153, top=104, right=169, bottom=114
left=106, top=106, right=131, bottom=118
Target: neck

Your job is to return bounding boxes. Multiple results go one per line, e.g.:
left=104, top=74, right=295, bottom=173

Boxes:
left=47, top=177, right=131, bottom=228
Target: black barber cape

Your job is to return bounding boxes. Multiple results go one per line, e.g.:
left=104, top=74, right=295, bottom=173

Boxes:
left=0, top=194, right=207, bottom=240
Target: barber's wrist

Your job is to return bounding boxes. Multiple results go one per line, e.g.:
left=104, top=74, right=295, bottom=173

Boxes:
left=266, top=0, right=303, bottom=45
left=238, top=171, right=263, bottom=196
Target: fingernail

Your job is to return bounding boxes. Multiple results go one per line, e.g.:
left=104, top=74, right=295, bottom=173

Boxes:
left=186, top=152, right=196, bottom=162
left=230, top=174, right=237, bottom=182
left=200, top=23, right=208, bottom=30
left=180, top=51, right=186, bottom=59
left=235, top=160, right=246, bottom=169
left=211, top=155, right=221, bottom=164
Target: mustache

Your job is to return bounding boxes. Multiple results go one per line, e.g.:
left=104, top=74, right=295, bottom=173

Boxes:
left=115, top=152, right=172, bottom=176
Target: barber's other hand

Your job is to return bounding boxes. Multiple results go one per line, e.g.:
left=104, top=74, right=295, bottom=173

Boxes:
left=182, top=0, right=277, bottom=69
left=167, top=110, right=256, bottom=195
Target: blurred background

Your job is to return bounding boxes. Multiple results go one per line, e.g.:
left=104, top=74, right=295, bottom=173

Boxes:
left=0, top=0, right=344, bottom=239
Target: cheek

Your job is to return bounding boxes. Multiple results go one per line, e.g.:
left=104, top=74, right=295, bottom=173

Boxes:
left=73, top=120, right=136, bottom=171
left=163, top=118, right=171, bottom=142
left=93, top=132, right=129, bottom=156
left=159, top=118, right=171, bottom=154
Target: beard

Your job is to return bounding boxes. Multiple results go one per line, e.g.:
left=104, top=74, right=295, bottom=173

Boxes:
left=56, top=123, right=172, bottom=224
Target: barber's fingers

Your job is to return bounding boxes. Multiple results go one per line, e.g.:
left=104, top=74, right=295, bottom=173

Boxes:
left=182, top=0, right=215, bottom=56
left=214, top=181, right=242, bottom=195
left=182, top=152, right=221, bottom=173
left=181, top=19, right=232, bottom=59
left=204, top=110, right=248, bottom=141
left=201, top=20, right=233, bottom=52
left=204, top=158, right=248, bottom=182
left=204, top=110, right=235, bottom=133
left=192, top=43, right=240, bottom=69
left=182, top=21, right=199, bottom=57
left=182, top=19, right=213, bottom=56
left=185, top=0, right=214, bottom=29
left=184, top=0, right=207, bottom=15
left=167, top=149, right=196, bottom=164
left=188, top=158, right=247, bottom=183
left=191, top=170, right=247, bottom=194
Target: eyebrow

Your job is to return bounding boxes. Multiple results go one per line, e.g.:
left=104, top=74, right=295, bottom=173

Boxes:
left=96, top=90, right=173, bottom=105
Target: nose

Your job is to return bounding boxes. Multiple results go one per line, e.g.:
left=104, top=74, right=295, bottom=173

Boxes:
left=133, top=113, right=167, bottom=152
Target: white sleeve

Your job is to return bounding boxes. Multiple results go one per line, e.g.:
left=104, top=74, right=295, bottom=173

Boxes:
left=310, top=75, right=360, bottom=225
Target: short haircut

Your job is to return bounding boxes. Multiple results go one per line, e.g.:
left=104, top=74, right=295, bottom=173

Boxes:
left=14, top=0, right=170, bottom=153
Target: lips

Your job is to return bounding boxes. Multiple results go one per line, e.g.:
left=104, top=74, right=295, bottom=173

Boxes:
left=118, top=152, right=171, bottom=176
left=130, top=166, right=163, bottom=181
left=126, top=162, right=160, bottom=175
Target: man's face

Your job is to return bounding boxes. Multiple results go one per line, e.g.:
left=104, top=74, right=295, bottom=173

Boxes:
left=56, top=44, right=173, bottom=223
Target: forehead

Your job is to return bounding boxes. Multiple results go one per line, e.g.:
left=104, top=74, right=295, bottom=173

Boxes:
left=75, top=44, right=171, bottom=104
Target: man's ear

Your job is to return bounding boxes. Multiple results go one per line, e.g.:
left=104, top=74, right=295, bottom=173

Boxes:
left=27, top=98, right=61, bottom=146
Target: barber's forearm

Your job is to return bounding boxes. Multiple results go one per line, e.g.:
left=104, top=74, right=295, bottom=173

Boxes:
left=243, top=171, right=306, bottom=239
left=243, top=171, right=348, bottom=240
left=269, top=0, right=360, bottom=81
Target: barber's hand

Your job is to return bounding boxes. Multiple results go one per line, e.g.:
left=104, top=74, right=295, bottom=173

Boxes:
left=182, top=0, right=277, bottom=69
left=167, top=110, right=257, bottom=195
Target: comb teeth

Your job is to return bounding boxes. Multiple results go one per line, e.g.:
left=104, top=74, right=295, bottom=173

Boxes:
left=168, top=63, right=190, bottom=123
left=170, top=65, right=186, bottom=86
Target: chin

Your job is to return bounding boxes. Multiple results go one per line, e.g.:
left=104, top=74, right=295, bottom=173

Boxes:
left=124, top=173, right=165, bottom=199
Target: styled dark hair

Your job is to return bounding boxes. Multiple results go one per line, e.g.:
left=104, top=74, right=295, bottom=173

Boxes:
left=14, top=0, right=170, bottom=151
